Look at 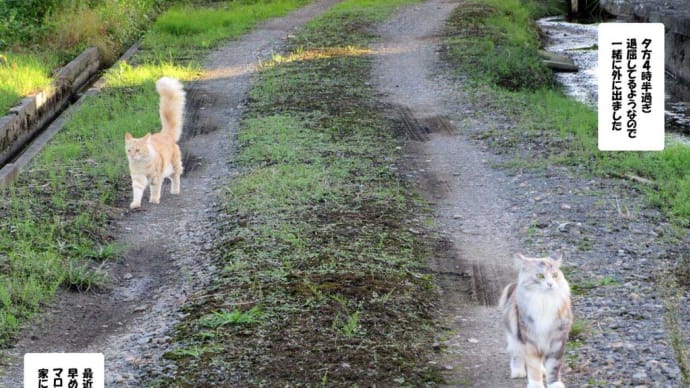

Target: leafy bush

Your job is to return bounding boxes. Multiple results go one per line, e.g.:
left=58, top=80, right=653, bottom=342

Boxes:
left=0, top=0, right=60, bottom=47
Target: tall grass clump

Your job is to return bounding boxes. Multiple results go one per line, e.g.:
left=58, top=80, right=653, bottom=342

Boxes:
left=444, top=0, right=555, bottom=90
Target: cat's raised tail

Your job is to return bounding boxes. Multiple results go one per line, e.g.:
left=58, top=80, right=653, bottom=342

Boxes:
left=156, top=77, right=185, bottom=142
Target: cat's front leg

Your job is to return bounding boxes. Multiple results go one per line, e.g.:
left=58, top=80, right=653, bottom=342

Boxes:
left=130, top=175, right=148, bottom=209
left=511, top=355, right=527, bottom=378
left=544, top=353, right=565, bottom=388
left=524, top=352, right=546, bottom=388
left=506, top=335, right=527, bottom=378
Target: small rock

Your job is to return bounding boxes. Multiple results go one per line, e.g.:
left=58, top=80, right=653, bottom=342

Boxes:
left=123, top=273, right=133, bottom=280
left=560, top=203, right=572, bottom=210
left=632, top=370, right=650, bottom=384
left=111, top=374, right=124, bottom=384
left=467, top=338, right=479, bottom=344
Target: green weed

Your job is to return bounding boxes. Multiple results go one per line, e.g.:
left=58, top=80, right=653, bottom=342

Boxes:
left=569, top=319, right=588, bottom=340
left=332, top=303, right=363, bottom=338
left=62, top=261, right=109, bottom=292
left=570, top=276, right=618, bottom=295
left=199, top=307, right=263, bottom=328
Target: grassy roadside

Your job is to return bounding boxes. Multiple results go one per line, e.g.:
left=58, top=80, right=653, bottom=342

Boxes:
left=0, top=0, right=310, bottom=349
left=0, top=0, right=176, bottom=114
left=153, top=0, right=444, bottom=385
left=441, top=0, right=689, bottom=382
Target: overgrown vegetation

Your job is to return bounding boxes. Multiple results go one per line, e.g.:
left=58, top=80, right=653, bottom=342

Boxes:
left=0, top=0, right=309, bottom=348
left=0, top=0, right=174, bottom=114
left=155, top=0, right=443, bottom=385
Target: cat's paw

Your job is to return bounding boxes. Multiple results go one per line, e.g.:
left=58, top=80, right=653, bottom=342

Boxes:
left=510, top=369, right=527, bottom=378
left=149, top=198, right=160, bottom=204
left=171, top=188, right=180, bottom=195
left=527, top=381, right=545, bottom=388
left=547, top=382, right=565, bottom=388
left=130, top=201, right=141, bottom=209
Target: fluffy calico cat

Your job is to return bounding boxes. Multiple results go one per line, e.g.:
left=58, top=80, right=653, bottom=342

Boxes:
left=125, top=77, right=185, bottom=209
left=498, top=252, right=572, bottom=388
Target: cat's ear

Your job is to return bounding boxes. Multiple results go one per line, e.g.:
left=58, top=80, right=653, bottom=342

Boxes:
left=125, top=132, right=133, bottom=141
left=515, top=253, right=532, bottom=267
left=549, top=250, right=563, bottom=266
left=144, top=133, right=152, bottom=144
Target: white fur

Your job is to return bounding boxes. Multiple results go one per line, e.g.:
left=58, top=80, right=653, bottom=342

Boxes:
left=501, top=253, right=572, bottom=388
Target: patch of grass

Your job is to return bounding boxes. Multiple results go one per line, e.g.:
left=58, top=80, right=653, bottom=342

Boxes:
left=199, top=307, right=263, bottom=328
left=62, top=261, right=109, bottom=292
left=141, top=0, right=310, bottom=64
left=570, top=276, right=618, bottom=296
left=158, top=0, right=443, bottom=385
left=0, top=52, right=62, bottom=112
left=0, top=0, right=312, bottom=347
left=47, top=0, right=163, bottom=65
left=444, top=0, right=555, bottom=91
left=0, top=0, right=59, bottom=47
left=569, top=319, right=588, bottom=340
left=0, top=0, right=172, bottom=114
left=523, top=0, right=567, bottom=19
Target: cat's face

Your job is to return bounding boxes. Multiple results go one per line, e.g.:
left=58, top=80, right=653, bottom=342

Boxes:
left=517, top=252, right=565, bottom=292
left=125, top=133, right=151, bottom=162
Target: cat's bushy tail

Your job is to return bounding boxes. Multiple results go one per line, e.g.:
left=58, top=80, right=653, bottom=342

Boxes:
left=156, top=77, right=185, bottom=142
left=498, top=282, right=516, bottom=310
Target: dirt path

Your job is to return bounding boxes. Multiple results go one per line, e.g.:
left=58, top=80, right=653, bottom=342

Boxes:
left=373, top=0, right=523, bottom=386
left=0, top=1, right=339, bottom=385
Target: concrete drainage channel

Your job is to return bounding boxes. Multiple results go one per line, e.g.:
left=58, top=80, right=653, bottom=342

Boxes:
left=0, top=42, right=141, bottom=187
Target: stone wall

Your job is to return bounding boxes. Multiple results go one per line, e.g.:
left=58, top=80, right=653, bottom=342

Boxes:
left=600, top=0, right=690, bottom=84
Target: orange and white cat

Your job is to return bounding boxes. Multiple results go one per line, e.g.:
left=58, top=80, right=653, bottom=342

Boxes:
left=125, top=77, right=185, bottom=209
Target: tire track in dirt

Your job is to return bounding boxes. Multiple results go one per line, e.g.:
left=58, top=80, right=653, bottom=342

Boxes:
left=373, top=1, right=522, bottom=386
left=0, top=1, right=340, bottom=385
